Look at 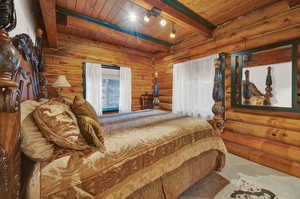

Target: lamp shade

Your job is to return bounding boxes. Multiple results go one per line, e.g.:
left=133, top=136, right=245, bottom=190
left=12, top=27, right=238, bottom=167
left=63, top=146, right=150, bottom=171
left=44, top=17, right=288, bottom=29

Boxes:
left=52, top=75, right=71, bottom=88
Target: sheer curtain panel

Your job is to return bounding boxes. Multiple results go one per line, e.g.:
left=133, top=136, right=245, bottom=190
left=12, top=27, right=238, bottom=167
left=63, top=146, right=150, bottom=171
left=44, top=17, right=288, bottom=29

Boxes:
left=85, top=63, right=103, bottom=116
left=119, top=67, right=132, bottom=113
left=172, top=54, right=218, bottom=119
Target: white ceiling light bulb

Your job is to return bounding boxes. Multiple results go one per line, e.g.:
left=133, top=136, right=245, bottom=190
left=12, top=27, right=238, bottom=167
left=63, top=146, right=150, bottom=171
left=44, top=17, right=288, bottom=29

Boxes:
left=170, top=30, right=176, bottom=39
left=144, top=11, right=151, bottom=23
left=144, top=15, right=150, bottom=22
left=160, top=18, right=167, bottom=26
left=170, top=23, right=176, bottom=38
left=129, top=12, right=137, bottom=22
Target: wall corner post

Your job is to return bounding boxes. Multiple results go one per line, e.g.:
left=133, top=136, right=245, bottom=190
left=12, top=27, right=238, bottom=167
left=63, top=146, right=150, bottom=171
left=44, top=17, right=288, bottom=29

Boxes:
left=212, top=54, right=225, bottom=133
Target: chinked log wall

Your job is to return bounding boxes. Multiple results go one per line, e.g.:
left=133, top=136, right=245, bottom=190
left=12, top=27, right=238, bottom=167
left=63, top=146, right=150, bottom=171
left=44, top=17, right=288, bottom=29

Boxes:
left=44, top=33, right=154, bottom=111
left=154, top=1, right=300, bottom=177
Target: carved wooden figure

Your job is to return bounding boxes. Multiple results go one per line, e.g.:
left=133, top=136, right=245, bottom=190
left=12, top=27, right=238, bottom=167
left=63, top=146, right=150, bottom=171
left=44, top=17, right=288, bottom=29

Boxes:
left=264, top=66, right=273, bottom=106
left=0, top=0, right=16, bottom=32
left=0, top=29, right=21, bottom=199
left=243, top=70, right=251, bottom=105
left=212, top=57, right=225, bottom=133
left=12, top=33, right=41, bottom=98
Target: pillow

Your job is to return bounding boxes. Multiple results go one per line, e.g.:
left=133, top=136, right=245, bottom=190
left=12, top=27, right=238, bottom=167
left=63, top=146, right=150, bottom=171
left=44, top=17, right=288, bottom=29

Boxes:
left=33, top=99, right=88, bottom=150
left=21, top=100, right=55, bottom=161
left=71, top=96, right=98, bottom=120
left=21, top=113, right=54, bottom=161
left=77, top=115, right=106, bottom=152
left=21, top=100, right=45, bottom=123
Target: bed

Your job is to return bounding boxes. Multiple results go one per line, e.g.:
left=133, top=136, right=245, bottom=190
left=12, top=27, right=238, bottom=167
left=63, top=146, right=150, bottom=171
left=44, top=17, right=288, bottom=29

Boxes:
left=24, top=109, right=226, bottom=199
left=0, top=30, right=226, bottom=199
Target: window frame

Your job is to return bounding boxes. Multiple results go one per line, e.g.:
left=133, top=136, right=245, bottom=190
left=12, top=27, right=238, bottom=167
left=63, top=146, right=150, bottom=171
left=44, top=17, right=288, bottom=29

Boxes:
left=230, top=38, right=300, bottom=113
left=83, top=63, right=120, bottom=113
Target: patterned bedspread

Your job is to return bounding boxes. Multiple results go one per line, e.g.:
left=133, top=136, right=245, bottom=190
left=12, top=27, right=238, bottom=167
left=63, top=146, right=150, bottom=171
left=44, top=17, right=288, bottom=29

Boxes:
left=27, top=110, right=226, bottom=199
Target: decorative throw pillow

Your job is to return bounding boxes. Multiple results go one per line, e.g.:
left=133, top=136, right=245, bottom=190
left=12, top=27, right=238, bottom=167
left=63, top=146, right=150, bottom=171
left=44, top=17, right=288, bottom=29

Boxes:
left=77, top=115, right=106, bottom=152
left=71, top=96, right=98, bottom=120
left=71, top=96, right=106, bottom=151
left=21, top=113, right=54, bottom=161
left=21, top=100, right=55, bottom=161
left=33, top=99, right=88, bottom=150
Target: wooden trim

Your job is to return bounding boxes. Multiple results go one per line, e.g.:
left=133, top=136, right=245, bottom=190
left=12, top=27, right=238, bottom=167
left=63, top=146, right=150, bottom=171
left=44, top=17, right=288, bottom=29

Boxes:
left=39, top=0, right=57, bottom=48
left=230, top=38, right=300, bottom=56
left=292, top=42, right=299, bottom=108
left=56, top=6, right=173, bottom=47
left=82, top=63, right=86, bottom=99
left=288, top=0, right=300, bottom=8
left=161, top=0, right=215, bottom=30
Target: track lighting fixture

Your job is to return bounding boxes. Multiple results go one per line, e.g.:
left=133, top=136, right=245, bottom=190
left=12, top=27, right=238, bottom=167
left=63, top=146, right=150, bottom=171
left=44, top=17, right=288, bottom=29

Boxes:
left=170, top=22, right=176, bottom=38
left=144, top=11, right=151, bottom=22
left=160, top=18, right=167, bottom=26
left=170, top=30, right=176, bottom=38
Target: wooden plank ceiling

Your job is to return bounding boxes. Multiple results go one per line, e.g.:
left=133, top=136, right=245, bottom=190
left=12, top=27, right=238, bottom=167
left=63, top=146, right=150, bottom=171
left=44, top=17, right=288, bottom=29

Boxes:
left=46, top=0, right=282, bottom=54
left=178, top=0, right=278, bottom=25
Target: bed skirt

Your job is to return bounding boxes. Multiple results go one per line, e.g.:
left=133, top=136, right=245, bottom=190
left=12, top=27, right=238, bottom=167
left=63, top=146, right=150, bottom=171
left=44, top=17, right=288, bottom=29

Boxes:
left=127, top=150, right=224, bottom=199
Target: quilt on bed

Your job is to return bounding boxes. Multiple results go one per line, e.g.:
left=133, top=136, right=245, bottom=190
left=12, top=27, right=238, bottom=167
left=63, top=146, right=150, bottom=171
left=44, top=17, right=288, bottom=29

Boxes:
left=27, top=110, right=226, bottom=199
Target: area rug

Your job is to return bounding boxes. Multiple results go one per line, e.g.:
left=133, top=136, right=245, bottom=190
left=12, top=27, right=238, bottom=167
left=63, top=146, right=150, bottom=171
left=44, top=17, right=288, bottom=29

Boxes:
left=216, top=174, right=279, bottom=199
left=215, top=173, right=299, bottom=199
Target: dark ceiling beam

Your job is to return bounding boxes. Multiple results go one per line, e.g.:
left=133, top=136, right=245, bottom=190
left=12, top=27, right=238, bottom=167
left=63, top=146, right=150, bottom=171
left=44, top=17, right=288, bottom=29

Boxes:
left=132, top=0, right=215, bottom=38
left=288, top=0, right=300, bottom=8
left=39, top=0, right=57, bottom=48
left=56, top=6, right=173, bottom=47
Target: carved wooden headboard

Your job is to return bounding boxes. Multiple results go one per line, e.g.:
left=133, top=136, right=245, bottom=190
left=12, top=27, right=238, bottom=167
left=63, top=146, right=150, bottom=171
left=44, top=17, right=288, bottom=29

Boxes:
left=0, top=29, right=44, bottom=199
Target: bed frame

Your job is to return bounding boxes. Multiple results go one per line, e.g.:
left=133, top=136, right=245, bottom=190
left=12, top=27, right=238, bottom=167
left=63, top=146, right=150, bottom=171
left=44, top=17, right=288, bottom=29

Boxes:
left=0, top=28, right=225, bottom=199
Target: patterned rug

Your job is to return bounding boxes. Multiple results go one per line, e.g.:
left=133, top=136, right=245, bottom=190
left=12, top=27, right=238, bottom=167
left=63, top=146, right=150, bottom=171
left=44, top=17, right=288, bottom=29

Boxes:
left=227, top=177, right=278, bottom=199
left=214, top=173, right=299, bottom=199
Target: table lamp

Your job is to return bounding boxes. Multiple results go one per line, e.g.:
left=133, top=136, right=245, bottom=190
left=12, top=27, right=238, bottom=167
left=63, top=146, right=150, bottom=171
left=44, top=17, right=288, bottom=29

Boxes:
left=52, top=75, right=71, bottom=97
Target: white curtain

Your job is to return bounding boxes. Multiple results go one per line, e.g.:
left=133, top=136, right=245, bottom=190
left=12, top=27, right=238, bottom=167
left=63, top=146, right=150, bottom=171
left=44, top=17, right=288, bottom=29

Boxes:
left=85, top=63, right=103, bottom=116
left=172, top=54, right=218, bottom=119
left=119, top=67, right=132, bottom=113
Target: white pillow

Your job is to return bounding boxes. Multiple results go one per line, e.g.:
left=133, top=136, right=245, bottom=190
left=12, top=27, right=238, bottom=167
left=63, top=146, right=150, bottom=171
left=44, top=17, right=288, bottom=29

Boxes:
left=21, top=100, right=54, bottom=161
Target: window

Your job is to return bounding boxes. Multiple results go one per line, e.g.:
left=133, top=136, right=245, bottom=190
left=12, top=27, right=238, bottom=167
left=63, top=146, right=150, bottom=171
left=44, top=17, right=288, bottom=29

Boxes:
left=102, top=66, right=120, bottom=112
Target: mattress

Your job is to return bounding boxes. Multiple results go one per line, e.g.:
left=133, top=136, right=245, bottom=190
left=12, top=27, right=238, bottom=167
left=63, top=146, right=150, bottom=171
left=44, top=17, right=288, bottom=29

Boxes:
left=26, top=110, right=226, bottom=199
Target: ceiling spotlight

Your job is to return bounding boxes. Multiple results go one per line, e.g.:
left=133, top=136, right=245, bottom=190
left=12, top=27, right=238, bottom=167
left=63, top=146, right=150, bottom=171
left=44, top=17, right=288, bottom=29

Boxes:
left=170, top=30, right=176, bottom=39
left=160, top=18, right=167, bottom=26
left=144, top=15, right=150, bottom=22
left=170, top=23, right=176, bottom=38
left=129, top=12, right=137, bottom=22
left=144, top=12, right=151, bottom=23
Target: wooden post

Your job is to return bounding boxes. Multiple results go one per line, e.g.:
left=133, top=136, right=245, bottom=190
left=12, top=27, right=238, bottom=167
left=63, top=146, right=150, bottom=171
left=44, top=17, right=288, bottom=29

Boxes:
left=0, top=29, right=21, bottom=199
left=153, top=71, right=160, bottom=109
left=212, top=56, right=225, bottom=133
left=264, top=66, right=272, bottom=105
left=243, top=70, right=251, bottom=105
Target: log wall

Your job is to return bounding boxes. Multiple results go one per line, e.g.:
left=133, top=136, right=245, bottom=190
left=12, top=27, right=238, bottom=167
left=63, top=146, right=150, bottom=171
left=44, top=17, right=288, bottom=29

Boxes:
left=155, top=1, right=300, bottom=111
left=44, top=33, right=154, bottom=111
left=154, top=1, right=300, bottom=177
